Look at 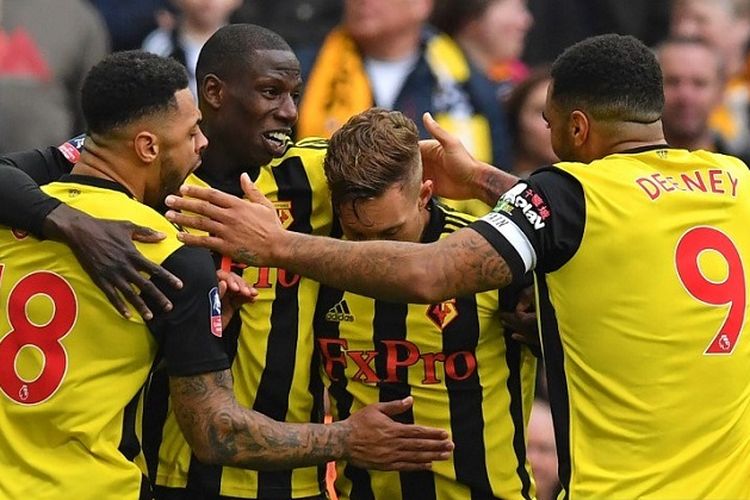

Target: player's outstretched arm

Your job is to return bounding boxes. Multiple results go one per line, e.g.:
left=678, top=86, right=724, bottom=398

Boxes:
left=165, top=174, right=515, bottom=303
left=0, top=152, right=182, bottom=320
left=419, top=112, right=519, bottom=206
left=170, top=370, right=453, bottom=471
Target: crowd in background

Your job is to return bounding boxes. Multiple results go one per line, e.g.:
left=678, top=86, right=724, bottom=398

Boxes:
left=2, top=1, right=750, bottom=498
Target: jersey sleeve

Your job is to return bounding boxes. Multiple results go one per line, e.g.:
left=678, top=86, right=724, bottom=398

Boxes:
left=468, top=168, right=586, bottom=276
left=146, top=246, right=231, bottom=377
left=0, top=141, right=79, bottom=238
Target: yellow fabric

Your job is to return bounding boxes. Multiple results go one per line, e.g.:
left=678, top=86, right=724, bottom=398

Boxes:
left=297, top=28, right=373, bottom=139
left=155, top=140, right=335, bottom=498
left=0, top=182, right=183, bottom=499
left=547, top=149, right=750, bottom=497
left=320, top=205, right=537, bottom=500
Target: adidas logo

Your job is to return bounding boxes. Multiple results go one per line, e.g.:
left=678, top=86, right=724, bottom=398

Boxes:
left=326, top=299, right=355, bottom=322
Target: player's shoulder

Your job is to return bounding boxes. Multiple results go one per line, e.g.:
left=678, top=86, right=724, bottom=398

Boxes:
left=44, top=179, right=184, bottom=262
left=270, top=136, right=328, bottom=168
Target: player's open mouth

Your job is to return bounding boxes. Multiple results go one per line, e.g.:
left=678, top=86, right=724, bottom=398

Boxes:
left=261, top=130, right=290, bottom=157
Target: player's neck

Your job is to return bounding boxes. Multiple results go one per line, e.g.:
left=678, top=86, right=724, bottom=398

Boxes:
left=73, top=137, right=146, bottom=203
left=592, top=120, right=667, bottom=162
left=197, top=144, right=261, bottom=192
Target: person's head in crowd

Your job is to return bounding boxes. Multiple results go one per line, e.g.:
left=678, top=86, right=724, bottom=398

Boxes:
left=324, top=108, right=433, bottom=242
left=527, top=399, right=560, bottom=500
left=670, top=0, right=750, bottom=78
left=171, top=0, right=242, bottom=34
left=343, top=0, right=434, bottom=59
left=81, top=50, right=206, bottom=208
left=505, top=66, right=557, bottom=177
left=431, top=0, right=532, bottom=73
left=657, top=37, right=725, bottom=151
left=545, top=34, right=665, bottom=163
left=196, top=24, right=301, bottom=167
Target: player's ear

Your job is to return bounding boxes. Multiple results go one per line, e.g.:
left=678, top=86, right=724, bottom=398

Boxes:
left=419, top=179, right=433, bottom=208
left=201, top=74, right=224, bottom=110
left=569, top=110, right=590, bottom=148
left=133, top=131, right=159, bottom=163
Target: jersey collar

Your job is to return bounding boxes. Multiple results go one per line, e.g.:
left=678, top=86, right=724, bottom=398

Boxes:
left=58, top=174, right=136, bottom=199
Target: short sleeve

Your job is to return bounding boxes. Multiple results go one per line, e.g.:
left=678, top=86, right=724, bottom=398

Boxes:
left=146, top=246, right=231, bottom=376
left=469, top=167, right=586, bottom=275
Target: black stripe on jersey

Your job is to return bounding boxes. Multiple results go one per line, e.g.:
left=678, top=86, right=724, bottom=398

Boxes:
left=119, top=386, right=145, bottom=461
left=254, top=156, right=315, bottom=497
left=374, top=301, right=437, bottom=500
left=313, top=287, right=375, bottom=499
left=503, top=330, right=533, bottom=500
left=442, top=212, right=474, bottom=227
left=143, top=364, right=170, bottom=482
left=535, top=273, right=571, bottom=497
left=442, top=295, right=494, bottom=499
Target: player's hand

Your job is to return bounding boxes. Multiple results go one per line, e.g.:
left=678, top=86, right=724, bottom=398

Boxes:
left=42, top=203, right=183, bottom=320
left=341, top=396, right=453, bottom=471
left=501, top=285, right=540, bottom=348
left=419, top=112, right=518, bottom=205
left=217, top=269, right=258, bottom=328
left=164, top=173, right=284, bottom=267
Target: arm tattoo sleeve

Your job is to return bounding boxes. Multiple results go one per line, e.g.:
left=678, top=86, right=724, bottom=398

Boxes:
left=170, top=370, right=347, bottom=470
left=269, top=227, right=514, bottom=303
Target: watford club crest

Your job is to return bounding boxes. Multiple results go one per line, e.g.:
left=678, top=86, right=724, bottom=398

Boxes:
left=427, top=299, right=458, bottom=330
left=274, top=201, right=294, bottom=229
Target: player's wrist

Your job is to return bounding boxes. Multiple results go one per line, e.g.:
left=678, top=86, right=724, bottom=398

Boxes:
left=42, top=203, right=80, bottom=242
left=325, top=420, right=351, bottom=462
left=266, top=227, right=299, bottom=267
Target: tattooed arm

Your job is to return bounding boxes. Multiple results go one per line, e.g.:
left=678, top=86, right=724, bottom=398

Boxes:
left=270, top=229, right=513, bottom=303
left=164, top=175, right=515, bottom=304
left=170, top=370, right=453, bottom=470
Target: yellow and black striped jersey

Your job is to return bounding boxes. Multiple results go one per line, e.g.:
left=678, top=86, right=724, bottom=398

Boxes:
left=150, top=138, right=335, bottom=499
left=472, top=146, right=750, bottom=497
left=315, top=201, right=537, bottom=500
left=0, top=176, right=229, bottom=500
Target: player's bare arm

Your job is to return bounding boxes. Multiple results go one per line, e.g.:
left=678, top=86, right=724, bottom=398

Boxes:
left=164, top=175, right=515, bottom=303
left=419, top=112, right=519, bottom=206
left=170, top=370, right=453, bottom=471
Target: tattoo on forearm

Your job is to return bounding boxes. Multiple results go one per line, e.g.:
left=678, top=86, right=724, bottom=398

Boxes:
left=234, top=247, right=259, bottom=267
left=275, top=227, right=512, bottom=303
left=170, top=370, right=346, bottom=470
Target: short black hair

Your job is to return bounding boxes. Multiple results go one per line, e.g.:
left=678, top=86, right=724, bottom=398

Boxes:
left=196, top=24, right=293, bottom=84
left=550, top=34, right=664, bottom=123
left=81, top=51, right=188, bottom=135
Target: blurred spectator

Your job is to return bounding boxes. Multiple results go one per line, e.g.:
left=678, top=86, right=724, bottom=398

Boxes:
left=297, top=0, right=512, bottom=216
left=232, top=0, right=342, bottom=51
left=657, top=37, right=739, bottom=159
left=0, top=0, right=109, bottom=153
left=142, top=0, right=241, bottom=97
left=527, top=399, right=560, bottom=500
left=431, top=0, right=533, bottom=100
left=89, top=0, right=169, bottom=51
left=670, top=0, right=750, bottom=162
left=505, top=67, right=557, bottom=177
left=523, top=0, right=670, bottom=64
